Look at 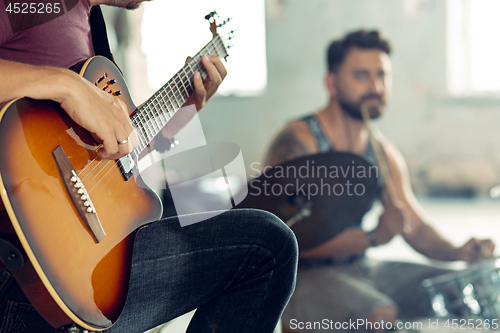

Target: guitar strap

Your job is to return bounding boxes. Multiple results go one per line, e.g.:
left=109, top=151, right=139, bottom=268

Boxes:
left=89, top=5, right=114, bottom=63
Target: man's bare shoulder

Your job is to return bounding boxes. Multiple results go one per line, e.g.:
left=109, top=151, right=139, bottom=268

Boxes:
left=377, top=132, right=410, bottom=180
left=263, top=119, right=317, bottom=167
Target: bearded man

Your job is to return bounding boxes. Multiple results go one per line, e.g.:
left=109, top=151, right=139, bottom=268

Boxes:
left=264, top=30, right=494, bottom=333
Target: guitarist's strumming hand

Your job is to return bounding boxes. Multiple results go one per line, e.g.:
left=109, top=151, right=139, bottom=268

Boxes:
left=0, top=60, right=139, bottom=160
left=54, top=69, right=140, bottom=160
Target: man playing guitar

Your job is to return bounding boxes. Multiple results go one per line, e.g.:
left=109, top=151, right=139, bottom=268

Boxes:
left=0, top=0, right=298, bottom=332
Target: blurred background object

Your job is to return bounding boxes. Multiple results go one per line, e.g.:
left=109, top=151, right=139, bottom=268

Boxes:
left=104, top=0, right=500, bottom=199
left=104, top=0, right=500, bottom=263
left=100, top=1, right=500, bottom=332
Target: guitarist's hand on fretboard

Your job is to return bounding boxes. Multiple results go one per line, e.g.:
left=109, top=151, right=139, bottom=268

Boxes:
left=182, top=55, right=227, bottom=112
left=146, top=54, right=227, bottom=155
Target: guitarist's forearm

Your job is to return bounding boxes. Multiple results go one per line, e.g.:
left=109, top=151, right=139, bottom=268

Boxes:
left=0, top=58, right=139, bottom=159
left=0, top=59, right=76, bottom=105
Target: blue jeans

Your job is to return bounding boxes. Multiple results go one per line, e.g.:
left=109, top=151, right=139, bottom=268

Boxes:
left=0, top=209, right=298, bottom=333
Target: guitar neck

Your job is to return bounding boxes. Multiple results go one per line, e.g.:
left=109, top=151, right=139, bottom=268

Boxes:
left=130, top=34, right=228, bottom=159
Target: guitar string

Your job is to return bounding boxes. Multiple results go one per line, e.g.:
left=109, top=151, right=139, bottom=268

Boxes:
left=79, top=154, right=106, bottom=182
left=86, top=70, right=196, bottom=197
left=77, top=44, right=192, bottom=181
left=80, top=35, right=225, bottom=189
left=88, top=79, right=191, bottom=201
left=87, top=63, right=205, bottom=200
left=83, top=37, right=226, bottom=200
left=88, top=57, right=202, bottom=200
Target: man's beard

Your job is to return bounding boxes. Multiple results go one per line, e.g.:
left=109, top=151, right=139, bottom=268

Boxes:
left=338, top=93, right=385, bottom=120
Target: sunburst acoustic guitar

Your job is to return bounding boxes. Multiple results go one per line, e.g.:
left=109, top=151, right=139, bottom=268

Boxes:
left=0, top=11, right=231, bottom=333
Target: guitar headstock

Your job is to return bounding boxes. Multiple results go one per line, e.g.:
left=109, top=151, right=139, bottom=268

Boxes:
left=205, top=11, right=235, bottom=61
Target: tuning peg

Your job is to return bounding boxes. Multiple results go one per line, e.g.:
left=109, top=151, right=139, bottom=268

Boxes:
left=228, top=36, right=235, bottom=40
left=204, top=11, right=219, bottom=21
left=229, top=30, right=237, bottom=34
left=217, top=17, right=233, bottom=27
left=227, top=45, right=234, bottom=49
left=204, top=12, right=213, bottom=20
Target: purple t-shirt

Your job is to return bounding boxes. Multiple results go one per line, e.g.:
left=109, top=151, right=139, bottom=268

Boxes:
left=0, top=0, right=94, bottom=69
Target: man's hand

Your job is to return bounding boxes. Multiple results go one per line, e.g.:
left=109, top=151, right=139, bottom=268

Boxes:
left=183, top=55, right=227, bottom=112
left=56, top=71, right=139, bottom=160
left=150, top=55, right=227, bottom=153
left=373, top=200, right=410, bottom=246
left=456, top=238, right=495, bottom=263
left=0, top=60, right=139, bottom=160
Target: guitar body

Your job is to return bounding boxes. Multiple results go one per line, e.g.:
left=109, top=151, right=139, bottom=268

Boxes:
left=0, top=57, right=162, bottom=331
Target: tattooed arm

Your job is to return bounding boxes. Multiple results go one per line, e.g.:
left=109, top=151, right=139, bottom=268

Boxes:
left=263, top=120, right=317, bottom=167
left=263, top=119, right=379, bottom=258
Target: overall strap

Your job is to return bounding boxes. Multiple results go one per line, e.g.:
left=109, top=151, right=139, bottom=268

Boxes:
left=302, top=114, right=385, bottom=192
left=89, top=5, right=113, bottom=62
left=302, top=115, right=334, bottom=153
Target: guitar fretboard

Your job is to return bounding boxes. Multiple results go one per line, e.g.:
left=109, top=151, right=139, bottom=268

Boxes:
left=129, top=34, right=228, bottom=160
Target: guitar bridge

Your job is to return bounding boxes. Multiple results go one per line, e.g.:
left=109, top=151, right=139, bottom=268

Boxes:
left=52, top=146, right=106, bottom=243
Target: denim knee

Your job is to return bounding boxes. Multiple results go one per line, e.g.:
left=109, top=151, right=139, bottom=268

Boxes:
left=234, top=209, right=298, bottom=258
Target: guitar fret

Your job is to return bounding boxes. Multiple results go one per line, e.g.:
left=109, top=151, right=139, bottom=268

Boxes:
left=166, top=81, right=178, bottom=110
left=182, top=74, right=193, bottom=96
left=136, top=125, right=148, bottom=152
left=180, top=69, right=190, bottom=98
left=131, top=118, right=147, bottom=152
left=152, top=96, right=165, bottom=129
left=134, top=113, right=146, bottom=146
left=214, top=36, right=227, bottom=58
left=211, top=40, right=220, bottom=58
left=186, top=60, right=196, bottom=80
left=174, top=78, right=186, bottom=106
left=164, top=89, right=176, bottom=112
left=148, top=103, right=162, bottom=135
left=131, top=33, right=228, bottom=157
left=209, top=41, right=217, bottom=56
left=144, top=105, right=157, bottom=137
left=193, top=58, right=208, bottom=80
left=174, top=76, right=186, bottom=100
left=171, top=85, right=182, bottom=109
left=140, top=106, right=155, bottom=143
left=141, top=124, right=154, bottom=145
left=155, top=94, right=170, bottom=127
left=150, top=96, right=167, bottom=139
left=157, top=89, right=169, bottom=118
left=165, top=92, right=175, bottom=116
